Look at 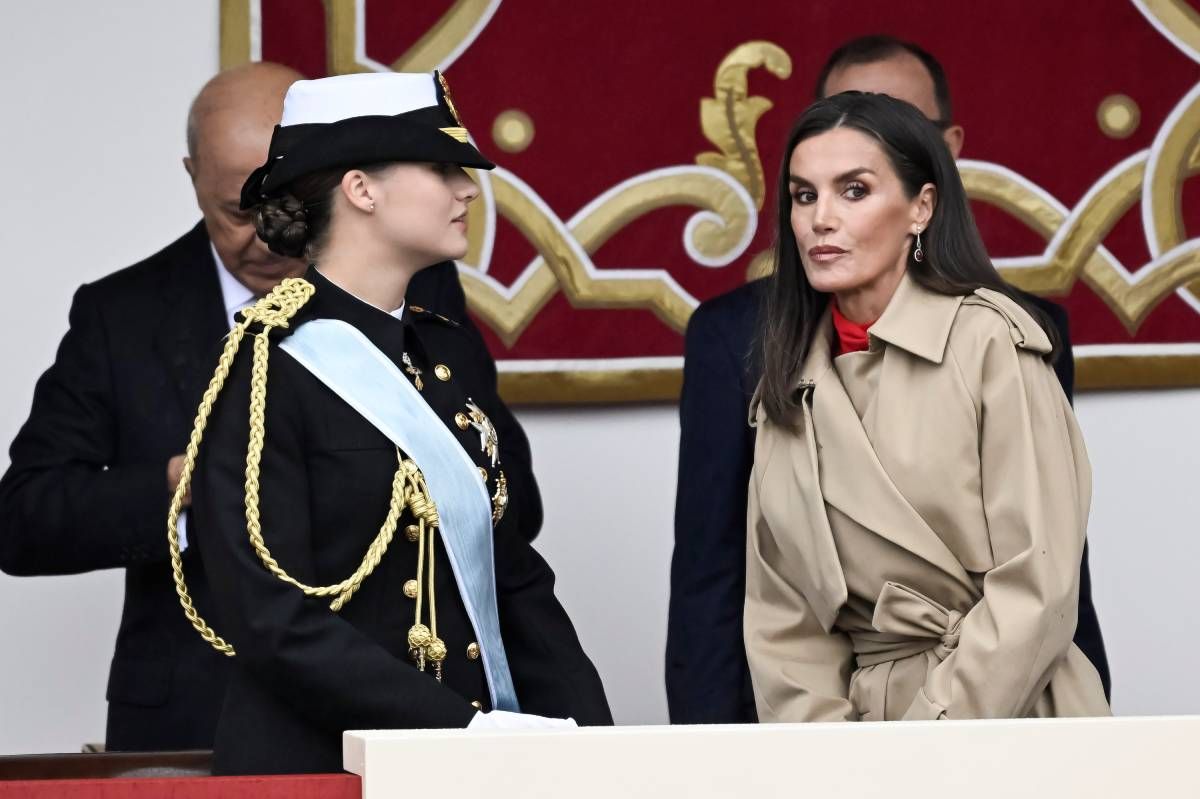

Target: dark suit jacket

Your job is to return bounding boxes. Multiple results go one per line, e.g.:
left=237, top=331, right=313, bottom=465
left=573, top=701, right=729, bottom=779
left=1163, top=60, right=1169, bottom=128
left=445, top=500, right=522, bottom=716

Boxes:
left=665, top=279, right=1110, bottom=724
left=0, top=222, right=540, bottom=751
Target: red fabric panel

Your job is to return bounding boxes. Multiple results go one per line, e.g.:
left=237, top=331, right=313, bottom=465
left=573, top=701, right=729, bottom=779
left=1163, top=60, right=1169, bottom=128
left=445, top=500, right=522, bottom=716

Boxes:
left=256, top=1, right=1200, bottom=358
left=0, top=774, right=359, bottom=799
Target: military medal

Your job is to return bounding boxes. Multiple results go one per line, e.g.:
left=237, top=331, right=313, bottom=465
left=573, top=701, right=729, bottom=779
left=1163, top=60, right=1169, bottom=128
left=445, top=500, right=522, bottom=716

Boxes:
left=462, top=398, right=499, bottom=467
left=401, top=352, right=424, bottom=391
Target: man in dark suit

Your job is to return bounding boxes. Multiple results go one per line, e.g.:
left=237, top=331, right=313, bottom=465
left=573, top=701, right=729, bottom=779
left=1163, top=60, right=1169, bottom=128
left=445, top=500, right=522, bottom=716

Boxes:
left=0, top=62, right=540, bottom=752
left=666, top=35, right=1109, bottom=725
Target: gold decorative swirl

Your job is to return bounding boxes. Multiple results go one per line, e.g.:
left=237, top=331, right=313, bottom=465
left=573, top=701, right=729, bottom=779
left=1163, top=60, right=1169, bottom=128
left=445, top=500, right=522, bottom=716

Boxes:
left=391, top=0, right=496, bottom=71
left=459, top=267, right=556, bottom=350
left=695, top=41, right=792, bottom=210
left=462, top=170, right=716, bottom=347
left=221, top=0, right=497, bottom=72
left=960, top=168, right=1073, bottom=237
left=1145, top=88, right=1200, bottom=294
left=1090, top=247, right=1200, bottom=330
left=570, top=170, right=755, bottom=265
left=1154, top=109, right=1200, bottom=239
left=320, top=0, right=493, bottom=74
left=965, top=153, right=1200, bottom=333
left=218, top=0, right=253, bottom=67
left=457, top=40, right=782, bottom=346
left=320, top=0, right=370, bottom=74
left=1137, top=0, right=1200, bottom=56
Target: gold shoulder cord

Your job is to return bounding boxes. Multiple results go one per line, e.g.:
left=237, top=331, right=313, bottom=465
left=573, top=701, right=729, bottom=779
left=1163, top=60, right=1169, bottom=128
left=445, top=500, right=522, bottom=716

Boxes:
left=167, top=278, right=446, bottom=670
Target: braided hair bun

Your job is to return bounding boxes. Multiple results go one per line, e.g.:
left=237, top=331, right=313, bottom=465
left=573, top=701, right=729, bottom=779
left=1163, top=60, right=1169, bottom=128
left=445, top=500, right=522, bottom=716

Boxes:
left=254, top=194, right=309, bottom=257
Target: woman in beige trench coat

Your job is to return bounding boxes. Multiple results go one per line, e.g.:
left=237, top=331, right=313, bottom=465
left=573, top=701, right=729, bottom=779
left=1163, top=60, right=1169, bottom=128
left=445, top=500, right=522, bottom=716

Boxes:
left=745, top=92, right=1110, bottom=722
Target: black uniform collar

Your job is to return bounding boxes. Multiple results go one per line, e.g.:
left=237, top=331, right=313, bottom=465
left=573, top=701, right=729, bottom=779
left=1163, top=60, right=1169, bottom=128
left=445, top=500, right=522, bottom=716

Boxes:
left=304, top=264, right=409, bottom=322
left=299, top=265, right=442, bottom=368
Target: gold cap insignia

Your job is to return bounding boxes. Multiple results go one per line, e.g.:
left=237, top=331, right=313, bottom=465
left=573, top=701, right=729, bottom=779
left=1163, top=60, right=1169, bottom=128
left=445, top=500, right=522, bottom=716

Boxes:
left=437, top=72, right=463, bottom=126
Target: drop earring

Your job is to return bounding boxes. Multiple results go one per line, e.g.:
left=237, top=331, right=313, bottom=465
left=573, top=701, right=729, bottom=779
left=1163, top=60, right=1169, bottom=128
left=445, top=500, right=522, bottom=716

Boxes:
left=913, top=230, right=924, bottom=263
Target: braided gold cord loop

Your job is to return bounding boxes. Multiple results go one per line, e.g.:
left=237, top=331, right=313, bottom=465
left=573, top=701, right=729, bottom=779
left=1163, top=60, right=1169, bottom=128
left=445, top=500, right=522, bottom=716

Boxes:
left=169, top=277, right=445, bottom=656
left=168, top=278, right=316, bottom=656
left=167, top=278, right=438, bottom=659
left=239, top=278, right=317, bottom=329
left=167, top=315, right=252, bottom=656
left=169, top=276, right=445, bottom=656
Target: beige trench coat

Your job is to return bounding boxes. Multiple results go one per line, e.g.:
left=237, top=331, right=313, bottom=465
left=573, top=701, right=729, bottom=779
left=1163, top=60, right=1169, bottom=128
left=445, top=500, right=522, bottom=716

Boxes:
left=745, top=274, right=1110, bottom=721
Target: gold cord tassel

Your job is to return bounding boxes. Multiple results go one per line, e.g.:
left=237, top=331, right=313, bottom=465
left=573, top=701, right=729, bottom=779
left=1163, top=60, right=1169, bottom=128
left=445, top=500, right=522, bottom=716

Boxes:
left=407, top=514, right=447, bottom=681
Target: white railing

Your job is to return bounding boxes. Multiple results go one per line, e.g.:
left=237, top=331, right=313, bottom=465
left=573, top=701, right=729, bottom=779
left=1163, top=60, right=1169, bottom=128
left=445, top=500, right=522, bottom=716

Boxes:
left=344, top=715, right=1199, bottom=798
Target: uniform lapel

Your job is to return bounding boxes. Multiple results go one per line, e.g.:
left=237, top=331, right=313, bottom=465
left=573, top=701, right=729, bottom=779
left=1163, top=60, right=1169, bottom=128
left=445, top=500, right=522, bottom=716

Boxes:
left=153, top=224, right=228, bottom=417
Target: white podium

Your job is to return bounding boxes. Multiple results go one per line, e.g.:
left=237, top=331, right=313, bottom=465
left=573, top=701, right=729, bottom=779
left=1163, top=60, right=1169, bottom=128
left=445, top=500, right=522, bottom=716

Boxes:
left=344, top=716, right=1199, bottom=798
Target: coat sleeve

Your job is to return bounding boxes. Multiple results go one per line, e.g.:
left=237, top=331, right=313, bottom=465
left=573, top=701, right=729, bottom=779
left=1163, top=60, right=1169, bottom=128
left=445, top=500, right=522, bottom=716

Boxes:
left=1019, top=295, right=1110, bottom=697
left=744, top=447, right=856, bottom=722
left=191, top=342, right=477, bottom=732
left=666, top=304, right=758, bottom=723
left=491, top=515, right=613, bottom=725
left=0, top=284, right=168, bottom=575
left=905, top=322, right=1093, bottom=720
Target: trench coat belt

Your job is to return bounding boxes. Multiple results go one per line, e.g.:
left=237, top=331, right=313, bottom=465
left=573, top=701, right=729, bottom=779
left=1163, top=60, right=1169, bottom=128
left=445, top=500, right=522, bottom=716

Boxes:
left=851, top=582, right=966, bottom=669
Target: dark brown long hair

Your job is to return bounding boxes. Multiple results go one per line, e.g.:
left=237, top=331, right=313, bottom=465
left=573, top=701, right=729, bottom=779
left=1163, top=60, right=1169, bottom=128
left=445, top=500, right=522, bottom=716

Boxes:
left=757, top=91, right=1059, bottom=426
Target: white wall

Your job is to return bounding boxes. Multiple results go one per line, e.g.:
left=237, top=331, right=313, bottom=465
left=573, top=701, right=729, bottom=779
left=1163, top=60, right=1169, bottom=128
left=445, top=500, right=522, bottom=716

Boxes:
left=0, top=0, right=219, bottom=754
left=1, top=0, right=1197, bottom=756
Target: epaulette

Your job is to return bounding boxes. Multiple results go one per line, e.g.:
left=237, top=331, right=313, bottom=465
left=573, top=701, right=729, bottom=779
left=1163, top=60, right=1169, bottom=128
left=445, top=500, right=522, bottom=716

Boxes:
left=962, top=287, right=1052, bottom=355
left=408, top=304, right=462, bottom=328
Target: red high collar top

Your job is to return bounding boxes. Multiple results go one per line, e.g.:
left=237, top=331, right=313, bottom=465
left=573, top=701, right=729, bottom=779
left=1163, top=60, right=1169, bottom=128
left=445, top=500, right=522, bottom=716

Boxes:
left=831, top=301, right=875, bottom=356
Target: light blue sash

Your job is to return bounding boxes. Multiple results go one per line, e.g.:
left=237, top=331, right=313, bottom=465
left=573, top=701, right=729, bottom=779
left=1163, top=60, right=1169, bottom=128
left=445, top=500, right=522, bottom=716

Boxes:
left=280, top=318, right=519, bottom=712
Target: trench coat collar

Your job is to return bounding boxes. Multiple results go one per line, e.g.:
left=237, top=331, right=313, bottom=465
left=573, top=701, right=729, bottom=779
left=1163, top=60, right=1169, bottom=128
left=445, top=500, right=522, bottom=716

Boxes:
left=791, top=272, right=966, bottom=382
left=747, top=272, right=1048, bottom=424
left=867, top=271, right=965, bottom=365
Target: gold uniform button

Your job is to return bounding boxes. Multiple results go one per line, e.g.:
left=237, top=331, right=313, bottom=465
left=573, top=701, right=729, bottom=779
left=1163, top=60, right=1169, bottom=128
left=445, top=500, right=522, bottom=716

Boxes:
left=466, top=642, right=480, bottom=660
left=405, top=524, right=420, bottom=542
left=403, top=579, right=419, bottom=599
left=471, top=700, right=482, bottom=709
left=434, top=364, right=452, bottom=381
left=478, top=467, right=488, bottom=482
left=455, top=412, right=470, bottom=430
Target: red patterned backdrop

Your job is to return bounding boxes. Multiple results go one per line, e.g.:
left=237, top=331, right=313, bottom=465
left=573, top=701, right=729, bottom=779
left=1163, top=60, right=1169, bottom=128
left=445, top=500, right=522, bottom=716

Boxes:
left=220, top=0, right=1200, bottom=401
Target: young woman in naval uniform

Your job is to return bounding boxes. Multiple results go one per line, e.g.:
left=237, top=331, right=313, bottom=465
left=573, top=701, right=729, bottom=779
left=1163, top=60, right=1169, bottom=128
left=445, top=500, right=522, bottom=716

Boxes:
left=168, top=71, right=611, bottom=775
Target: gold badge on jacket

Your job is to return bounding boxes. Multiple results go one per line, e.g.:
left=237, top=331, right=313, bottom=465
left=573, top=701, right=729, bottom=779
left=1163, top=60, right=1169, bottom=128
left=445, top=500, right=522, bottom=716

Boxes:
left=462, top=398, right=499, bottom=467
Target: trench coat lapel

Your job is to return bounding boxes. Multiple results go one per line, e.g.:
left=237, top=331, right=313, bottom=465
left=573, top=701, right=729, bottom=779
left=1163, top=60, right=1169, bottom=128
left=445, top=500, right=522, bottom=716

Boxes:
left=759, top=316, right=847, bottom=631
left=813, top=370, right=972, bottom=587
left=806, top=280, right=975, bottom=590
